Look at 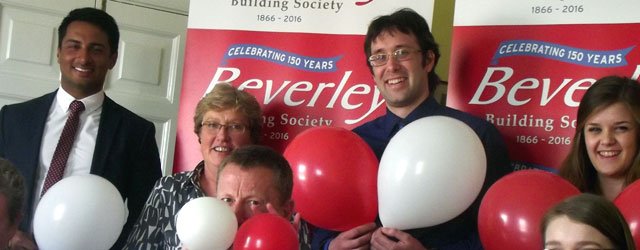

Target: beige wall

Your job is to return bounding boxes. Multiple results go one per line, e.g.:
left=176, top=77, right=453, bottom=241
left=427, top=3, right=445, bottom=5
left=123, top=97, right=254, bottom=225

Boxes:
left=433, top=0, right=455, bottom=82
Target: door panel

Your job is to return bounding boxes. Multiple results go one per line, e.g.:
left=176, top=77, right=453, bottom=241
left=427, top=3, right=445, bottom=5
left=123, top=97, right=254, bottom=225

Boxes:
left=105, top=1, right=186, bottom=174
left=0, top=1, right=95, bottom=100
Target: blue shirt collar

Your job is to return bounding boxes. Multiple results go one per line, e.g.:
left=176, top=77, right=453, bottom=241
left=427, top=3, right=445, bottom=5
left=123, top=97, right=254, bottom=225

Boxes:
left=380, top=96, right=440, bottom=137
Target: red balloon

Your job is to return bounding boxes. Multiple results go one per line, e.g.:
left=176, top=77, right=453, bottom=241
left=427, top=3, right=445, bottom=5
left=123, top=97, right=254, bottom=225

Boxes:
left=284, top=127, right=378, bottom=231
left=614, top=180, right=640, bottom=249
left=478, top=170, right=580, bottom=250
left=233, top=213, right=298, bottom=250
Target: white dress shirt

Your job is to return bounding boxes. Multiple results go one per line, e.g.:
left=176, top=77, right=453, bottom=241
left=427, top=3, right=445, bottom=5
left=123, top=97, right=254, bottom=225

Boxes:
left=34, top=87, right=104, bottom=202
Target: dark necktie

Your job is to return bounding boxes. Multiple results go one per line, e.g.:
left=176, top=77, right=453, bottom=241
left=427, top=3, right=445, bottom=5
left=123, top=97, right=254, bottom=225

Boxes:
left=41, top=100, right=85, bottom=195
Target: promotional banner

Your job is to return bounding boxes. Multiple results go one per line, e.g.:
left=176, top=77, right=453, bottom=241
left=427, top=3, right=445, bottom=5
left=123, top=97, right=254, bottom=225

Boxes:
left=174, top=0, right=434, bottom=172
left=449, top=0, right=640, bottom=171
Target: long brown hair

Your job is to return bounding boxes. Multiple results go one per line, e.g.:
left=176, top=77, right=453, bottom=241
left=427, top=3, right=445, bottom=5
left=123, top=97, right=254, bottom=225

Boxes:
left=559, top=76, right=640, bottom=193
left=541, top=193, right=635, bottom=250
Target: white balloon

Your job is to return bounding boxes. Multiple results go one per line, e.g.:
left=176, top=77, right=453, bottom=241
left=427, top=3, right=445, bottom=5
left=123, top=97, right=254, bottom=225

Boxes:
left=378, top=116, right=487, bottom=230
left=34, top=174, right=126, bottom=250
left=176, top=197, right=237, bottom=250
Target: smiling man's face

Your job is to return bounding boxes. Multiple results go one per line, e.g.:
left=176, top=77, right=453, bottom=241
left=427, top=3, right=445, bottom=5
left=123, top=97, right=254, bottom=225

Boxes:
left=57, top=21, right=117, bottom=99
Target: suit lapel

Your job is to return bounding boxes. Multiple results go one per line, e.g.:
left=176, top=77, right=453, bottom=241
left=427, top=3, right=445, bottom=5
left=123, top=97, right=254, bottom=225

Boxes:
left=16, top=91, right=55, bottom=232
left=26, top=92, right=56, bottom=171
left=91, top=96, right=121, bottom=175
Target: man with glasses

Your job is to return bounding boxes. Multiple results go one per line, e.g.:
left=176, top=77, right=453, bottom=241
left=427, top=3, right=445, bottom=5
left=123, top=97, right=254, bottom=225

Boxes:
left=311, top=8, right=511, bottom=250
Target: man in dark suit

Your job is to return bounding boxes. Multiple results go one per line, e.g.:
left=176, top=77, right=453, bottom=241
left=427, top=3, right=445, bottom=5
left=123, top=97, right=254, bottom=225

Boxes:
left=0, top=7, right=161, bottom=249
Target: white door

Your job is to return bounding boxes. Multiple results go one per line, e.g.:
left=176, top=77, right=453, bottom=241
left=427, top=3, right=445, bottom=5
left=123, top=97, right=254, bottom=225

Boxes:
left=0, top=0, right=97, bottom=106
left=104, top=1, right=186, bottom=174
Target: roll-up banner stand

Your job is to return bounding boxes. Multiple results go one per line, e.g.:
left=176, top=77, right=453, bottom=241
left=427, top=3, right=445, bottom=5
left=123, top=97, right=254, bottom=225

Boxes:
left=174, top=1, right=434, bottom=172
left=449, top=0, right=640, bottom=172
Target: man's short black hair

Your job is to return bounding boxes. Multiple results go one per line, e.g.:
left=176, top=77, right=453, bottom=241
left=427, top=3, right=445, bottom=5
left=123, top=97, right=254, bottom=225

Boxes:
left=58, top=7, right=120, bottom=55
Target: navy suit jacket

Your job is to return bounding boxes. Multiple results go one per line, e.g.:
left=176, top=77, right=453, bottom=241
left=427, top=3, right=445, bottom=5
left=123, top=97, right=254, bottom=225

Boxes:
left=0, top=91, right=162, bottom=249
